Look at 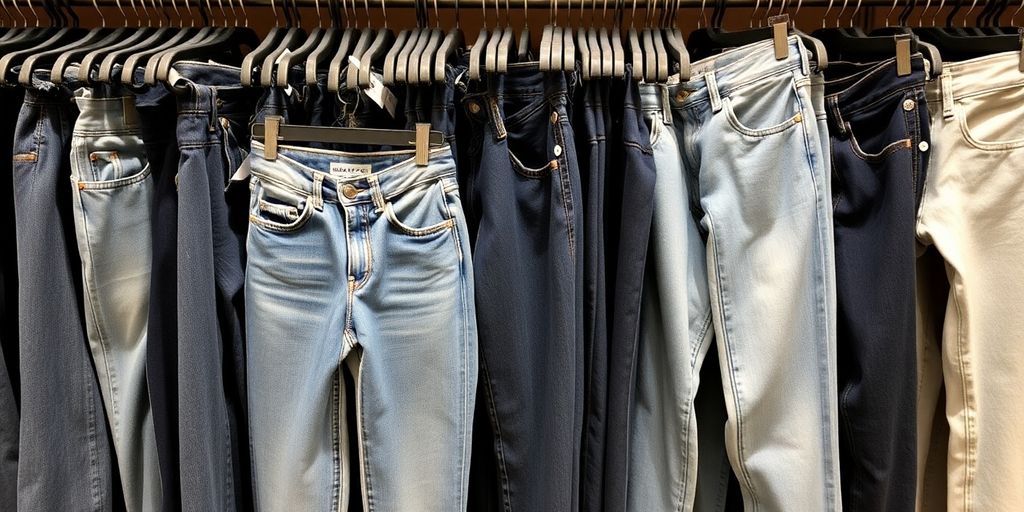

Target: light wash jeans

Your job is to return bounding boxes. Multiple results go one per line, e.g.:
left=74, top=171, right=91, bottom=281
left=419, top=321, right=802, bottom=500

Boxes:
left=629, top=37, right=840, bottom=512
left=68, top=88, right=162, bottom=512
left=245, top=141, right=477, bottom=512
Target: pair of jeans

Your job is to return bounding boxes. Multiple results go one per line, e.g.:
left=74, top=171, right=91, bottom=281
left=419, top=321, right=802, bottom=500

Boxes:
left=917, top=50, right=1024, bottom=512
left=601, top=69, right=658, bottom=512
left=461, top=65, right=584, bottom=512
left=824, top=55, right=930, bottom=512
left=13, top=76, right=117, bottom=511
left=0, top=85, right=23, bottom=510
left=575, top=77, right=610, bottom=512
left=68, top=87, right=162, bottom=512
left=244, top=141, right=477, bottom=511
left=629, top=37, right=840, bottom=512
left=172, top=62, right=258, bottom=511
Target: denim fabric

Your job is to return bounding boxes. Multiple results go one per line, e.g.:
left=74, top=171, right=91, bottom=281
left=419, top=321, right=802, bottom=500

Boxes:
left=630, top=38, right=840, bottom=512
left=601, top=70, right=657, bottom=512
left=69, top=88, right=162, bottom=512
left=13, top=78, right=116, bottom=512
left=575, top=77, right=610, bottom=512
left=245, top=142, right=477, bottom=512
left=825, top=56, right=929, bottom=512
left=918, top=50, right=1024, bottom=512
left=172, top=62, right=259, bottom=511
left=0, top=85, right=23, bottom=511
left=461, top=65, right=584, bottom=512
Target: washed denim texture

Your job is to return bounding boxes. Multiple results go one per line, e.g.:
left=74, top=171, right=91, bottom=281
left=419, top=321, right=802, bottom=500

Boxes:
left=0, top=85, right=23, bottom=511
left=630, top=38, right=840, bottom=512
left=917, top=50, right=1024, bottom=512
left=245, top=142, right=477, bottom=512
left=69, top=88, right=163, bottom=512
left=13, top=76, right=116, bottom=512
left=601, top=70, right=657, bottom=512
left=460, top=65, right=584, bottom=512
left=824, top=55, right=929, bottom=512
left=172, top=62, right=259, bottom=511
left=575, top=77, right=610, bottom=512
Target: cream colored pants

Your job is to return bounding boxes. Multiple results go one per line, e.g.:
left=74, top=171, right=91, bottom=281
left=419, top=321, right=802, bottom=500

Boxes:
left=918, top=51, right=1024, bottom=512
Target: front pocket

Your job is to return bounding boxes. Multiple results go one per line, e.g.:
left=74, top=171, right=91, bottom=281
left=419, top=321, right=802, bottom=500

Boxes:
left=721, top=76, right=804, bottom=138
left=249, top=179, right=315, bottom=233
left=75, top=164, right=153, bottom=190
left=840, top=93, right=916, bottom=162
left=382, top=178, right=457, bottom=237
left=956, top=87, right=1024, bottom=150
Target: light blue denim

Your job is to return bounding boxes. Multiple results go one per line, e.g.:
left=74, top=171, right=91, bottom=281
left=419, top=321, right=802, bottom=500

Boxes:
left=245, top=141, right=477, bottom=512
left=68, top=88, right=162, bottom=512
left=629, top=37, right=841, bottom=512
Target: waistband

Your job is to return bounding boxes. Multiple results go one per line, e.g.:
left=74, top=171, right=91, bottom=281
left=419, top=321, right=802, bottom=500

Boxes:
left=249, top=141, right=456, bottom=207
left=484, top=63, right=570, bottom=101
left=930, top=50, right=1024, bottom=103
left=639, top=35, right=810, bottom=113
left=73, top=88, right=142, bottom=135
left=825, top=55, right=928, bottom=114
left=171, top=61, right=253, bottom=113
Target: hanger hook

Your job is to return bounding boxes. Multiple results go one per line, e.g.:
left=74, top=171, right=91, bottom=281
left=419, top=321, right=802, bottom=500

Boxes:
left=1013, top=0, right=1024, bottom=25
left=763, top=0, right=773, bottom=27
left=698, top=0, right=707, bottom=28
left=963, top=0, right=978, bottom=26
left=835, top=0, right=848, bottom=28
left=751, top=0, right=761, bottom=27
left=822, top=0, right=833, bottom=27
left=850, top=0, right=860, bottom=27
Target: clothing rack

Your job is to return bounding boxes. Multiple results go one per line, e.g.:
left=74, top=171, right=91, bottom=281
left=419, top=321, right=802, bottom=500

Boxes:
left=55, top=0, right=919, bottom=8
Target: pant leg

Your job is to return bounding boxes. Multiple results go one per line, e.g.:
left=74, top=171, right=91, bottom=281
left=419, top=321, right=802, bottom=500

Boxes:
left=916, top=51, right=1024, bottom=512
left=69, top=89, right=162, bottom=512
left=14, top=86, right=115, bottom=512
left=463, top=69, right=584, bottom=512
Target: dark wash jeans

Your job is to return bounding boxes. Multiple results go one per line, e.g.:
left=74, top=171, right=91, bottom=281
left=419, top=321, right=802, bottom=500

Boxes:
left=574, top=77, right=610, bottom=512
left=825, top=55, right=930, bottom=512
left=13, top=80, right=116, bottom=512
left=173, top=62, right=259, bottom=511
left=461, top=65, right=584, bottom=512
left=602, top=69, right=658, bottom=512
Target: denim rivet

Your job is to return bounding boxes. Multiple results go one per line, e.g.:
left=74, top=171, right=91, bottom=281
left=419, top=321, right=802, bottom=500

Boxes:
left=675, top=89, right=689, bottom=102
left=342, top=184, right=359, bottom=199
left=918, top=140, right=929, bottom=152
left=553, top=144, right=563, bottom=157
left=903, top=99, right=916, bottom=111
left=550, top=159, right=559, bottom=169
left=467, top=101, right=481, bottom=114
left=550, top=111, right=559, bottom=123
left=793, top=112, right=803, bottom=123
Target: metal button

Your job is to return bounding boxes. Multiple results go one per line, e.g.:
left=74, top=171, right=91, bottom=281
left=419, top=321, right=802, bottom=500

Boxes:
left=550, top=111, right=559, bottom=123
left=553, top=144, right=563, bottom=157
left=342, top=184, right=359, bottom=199
left=467, top=101, right=482, bottom=114
left=918, top=140, right=929, bottom=152
left=903, top=99, right=916, bottom=111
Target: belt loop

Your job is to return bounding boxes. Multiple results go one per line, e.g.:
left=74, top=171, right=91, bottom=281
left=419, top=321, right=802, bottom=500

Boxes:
left=800, top=42, right=811, bottom=76
left=828, top=96, right=847, bottom=136
left=707, top=72, right=723, bottom=113
left=368, top=174, right=386, bottom=213
left=488, top=96, right=507, bottom=141
left=660, top=85, right=673, bottom=125
left=941, top=70, right=955, bottom=119
left=312, top=172, right=324, bottom=211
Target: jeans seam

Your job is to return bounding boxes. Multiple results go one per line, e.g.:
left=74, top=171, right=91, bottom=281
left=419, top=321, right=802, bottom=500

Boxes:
left=454, top=223, right=470, bottom=511
left=331, top=374, right=342, bottom=512
left=553, top=121, right=577, bottom=259
left=354, top=207, right=373, bottom=290
left=950, top=271, right=974, bottom=511
left=357, top=356, right=374, bottom=512
left=706, top=215, right=760, bottom=511
left=478, top=356, right=515, bottom=512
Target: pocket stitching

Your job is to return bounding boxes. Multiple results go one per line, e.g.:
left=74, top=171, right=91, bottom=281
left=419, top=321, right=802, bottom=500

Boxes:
left=75, top=164, right=153, bottom=190
left=956, top=102, right=1024, bottom=151
left=382, top=181, right=456, bottom=237
left=845, top=127, right=912, bottom=162
left=508, top=150, right=556, bottom=179
left=722, top=96, right=802, bottom=138
left=250, top=195, right=315, bottom=233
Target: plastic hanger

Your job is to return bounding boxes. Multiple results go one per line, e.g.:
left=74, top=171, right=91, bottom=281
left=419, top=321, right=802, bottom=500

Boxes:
left=391, top=0, right=424, bottom=83
left=80, top=0, right=158, bottom=84
left=253, top=116, right=444, bottom=166
left=610, top=0, right=625, bottom=77
left=343, top=0, right=378, bottom=88
left=120, top=0, right=200, bottom=84
left=559, top=0, right=575, bottom=71
left=687, top=0, right=794, bottom=64
left=538, top=0, right=558, bottom=71
left=467, top=0, right=489, bottom=79
left=516, top=0, right=530, bottom=60
left=625, top=0, right=643, bottom=80
left=150, top=0, right=259, bottom=84
left=305, top=0, right=348, bottom=85
left=663, top=0, right=690, bottom=80
left=240, top=0, right=290, bottom=86
left=915, top=0, right=1021, bottom=62
left=484, top=0, right=506, bottom=74
left=495, top=0, right=517, bottom=74
left=432, top=0, right=464, bottom=82
left=0, top=0, right=86, bottom=85
left=404, top=0, right=436, bottom=84
left=51, top=0, right=144, bottom=84
left=575, top=0, right=593, bottom=79
left=382, top=25, right=411, bottom=83
left=276, top=0, right=328, bottom=87
left=259, top=0, right=307, bottom=86
left=326, top=0, right=372, bottom=91
left=356, top=0, right=395, bottom=87
left=413, top=0, right=444, bottom=83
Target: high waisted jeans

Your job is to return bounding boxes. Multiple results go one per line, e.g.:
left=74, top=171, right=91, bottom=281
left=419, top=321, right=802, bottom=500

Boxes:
left=245, top=142, right=477, bottom=512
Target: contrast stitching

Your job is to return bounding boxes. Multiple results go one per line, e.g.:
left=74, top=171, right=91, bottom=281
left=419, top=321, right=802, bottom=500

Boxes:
left=950, top=271, right=974, bottom=512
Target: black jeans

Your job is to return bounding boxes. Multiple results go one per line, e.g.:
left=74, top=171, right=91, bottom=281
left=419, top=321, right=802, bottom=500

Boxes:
left=825, top=55, right=930, bottom=512
left=462, top=66, right=584, bottom=512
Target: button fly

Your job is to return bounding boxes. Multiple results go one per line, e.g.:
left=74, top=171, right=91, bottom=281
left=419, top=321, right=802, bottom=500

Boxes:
left=903, top=99, right=916, bottom=111
left=342, top=184, right=359, bottom=199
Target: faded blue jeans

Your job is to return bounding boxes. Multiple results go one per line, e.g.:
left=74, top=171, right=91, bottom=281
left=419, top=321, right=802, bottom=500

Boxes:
left=245, top=142, right=477, bottom=511
left=68, top=88, right=162, bottom=512
left=629, top=37, right=841, bottom=512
